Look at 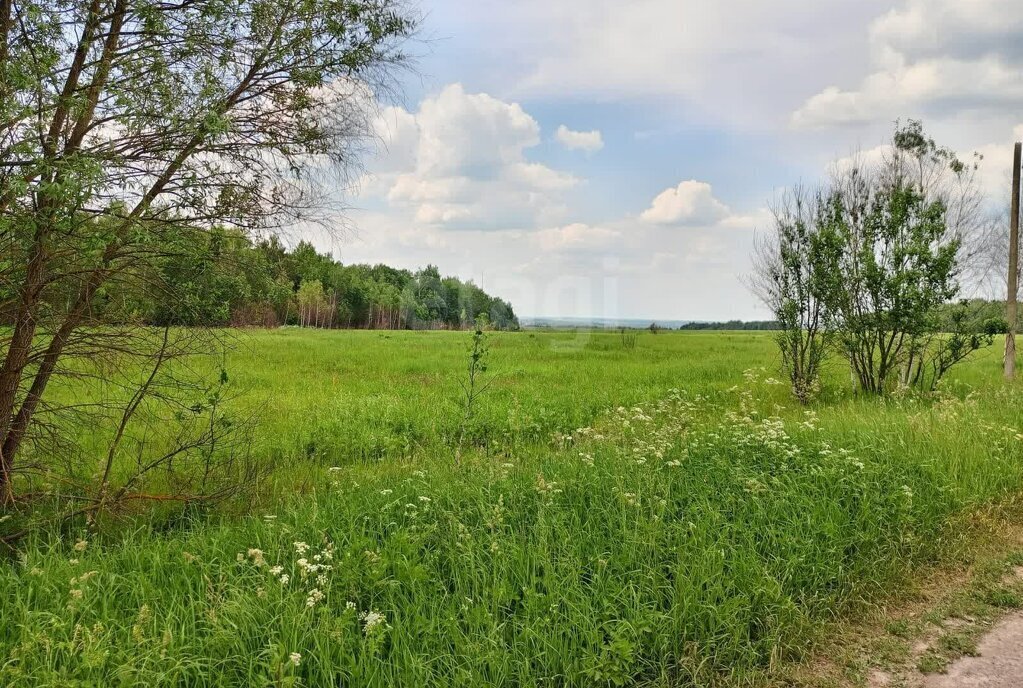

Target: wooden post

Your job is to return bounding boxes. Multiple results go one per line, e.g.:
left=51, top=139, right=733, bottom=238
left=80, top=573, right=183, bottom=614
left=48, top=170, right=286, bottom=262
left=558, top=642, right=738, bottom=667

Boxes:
left=1006, top=142, right=1022, bottom=380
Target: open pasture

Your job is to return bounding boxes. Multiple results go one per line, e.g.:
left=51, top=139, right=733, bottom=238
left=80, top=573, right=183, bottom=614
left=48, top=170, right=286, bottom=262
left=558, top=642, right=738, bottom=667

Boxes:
left=2, top=329, right=1022, bottom=687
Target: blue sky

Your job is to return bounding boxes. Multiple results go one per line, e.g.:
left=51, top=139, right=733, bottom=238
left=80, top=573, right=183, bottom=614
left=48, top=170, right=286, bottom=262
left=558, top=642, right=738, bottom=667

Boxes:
left=303, top=0, right=1023, bottom=321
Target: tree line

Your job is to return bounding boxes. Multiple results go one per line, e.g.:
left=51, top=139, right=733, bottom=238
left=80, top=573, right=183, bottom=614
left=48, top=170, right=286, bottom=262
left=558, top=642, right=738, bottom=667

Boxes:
left=91, top=232, right=519, bottom=331
left=679, top=320, right=782, bottom=331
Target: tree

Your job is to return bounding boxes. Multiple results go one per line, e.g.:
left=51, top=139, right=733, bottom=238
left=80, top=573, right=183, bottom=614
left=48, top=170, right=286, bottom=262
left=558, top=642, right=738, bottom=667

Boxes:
left=825, top=180, right=960, bottom=393
left=297, top=278, right=330, bottom=328
left=0, top=0, right=417, bottom=505
left=755, top=121, right=992, bottom=398
left=751, top=187, right=837, bottom=403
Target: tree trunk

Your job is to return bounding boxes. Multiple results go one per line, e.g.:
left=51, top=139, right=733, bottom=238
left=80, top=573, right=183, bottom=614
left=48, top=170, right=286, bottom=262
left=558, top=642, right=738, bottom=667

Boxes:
left=0, top=243, right=48, bottom=501
left=0, top=264, right=107, bottom=500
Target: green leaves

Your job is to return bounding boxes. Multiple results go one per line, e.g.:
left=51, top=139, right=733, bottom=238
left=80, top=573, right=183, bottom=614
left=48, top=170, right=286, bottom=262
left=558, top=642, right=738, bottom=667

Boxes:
left=761, top=121, right=988, bottom=397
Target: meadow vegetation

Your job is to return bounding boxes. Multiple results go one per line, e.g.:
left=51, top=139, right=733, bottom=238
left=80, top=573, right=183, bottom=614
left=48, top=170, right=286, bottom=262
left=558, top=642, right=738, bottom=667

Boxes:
left=4, top=3, right=1021, bottom=685
left=2, top=329, right=1022, bottom=686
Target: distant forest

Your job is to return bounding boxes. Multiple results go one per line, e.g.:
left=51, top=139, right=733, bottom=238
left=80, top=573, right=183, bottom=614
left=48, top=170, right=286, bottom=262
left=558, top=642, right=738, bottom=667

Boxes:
left=677, top=300, right=1010, bottom=333
left=679, top=320, right=781, bottom=330
left=96, top=230, right=519, bottom=330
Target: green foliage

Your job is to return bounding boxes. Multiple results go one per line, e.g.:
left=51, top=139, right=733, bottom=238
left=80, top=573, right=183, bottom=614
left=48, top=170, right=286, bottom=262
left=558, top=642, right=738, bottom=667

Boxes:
left=825, top=180, right=962, bottom=393
left=3, top=331, right=1023, bottom=686
left=759, top=189, right=835, bottom=403
left=83, top=236, right=520, bottom=331
left=455, top=316, right=493, bottom=462
left=758, top=121, right=992, bottom=398
left=679, top=320, right=781, bottom=331
left=0, top=0, right=420, bottom=498
left=619, top=327, right=638, bottom=350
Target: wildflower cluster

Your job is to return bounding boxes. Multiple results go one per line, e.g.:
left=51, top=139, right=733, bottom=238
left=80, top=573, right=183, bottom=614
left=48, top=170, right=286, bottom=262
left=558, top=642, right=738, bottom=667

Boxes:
left=360, top=610, right=388, bottom=636
left=68, top=570, right=99, bottom=607
left=238, top=540, right=336, bottom=609
left=565, top=389, right=697, bottom=472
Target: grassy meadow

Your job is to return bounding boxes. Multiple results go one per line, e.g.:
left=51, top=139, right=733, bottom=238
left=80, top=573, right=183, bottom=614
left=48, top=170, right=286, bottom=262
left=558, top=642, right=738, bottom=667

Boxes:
left=3, top=328, right=1023, bottom=686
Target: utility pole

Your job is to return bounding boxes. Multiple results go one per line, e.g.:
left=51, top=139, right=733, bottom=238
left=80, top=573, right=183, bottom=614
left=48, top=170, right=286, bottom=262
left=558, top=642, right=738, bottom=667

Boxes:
left=1006, top=141, right=1022, bottom=380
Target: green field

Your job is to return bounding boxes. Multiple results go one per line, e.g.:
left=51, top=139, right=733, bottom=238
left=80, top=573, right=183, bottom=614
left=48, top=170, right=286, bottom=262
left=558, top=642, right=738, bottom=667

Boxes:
left=3, top=329, right=1023, bottom=686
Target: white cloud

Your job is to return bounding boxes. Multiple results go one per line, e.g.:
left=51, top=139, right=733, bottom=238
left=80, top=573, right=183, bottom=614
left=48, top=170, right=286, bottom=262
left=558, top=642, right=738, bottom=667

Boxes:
left=964, top=123, right=1023, bottom=200
left=823, top=121, right=1023, bottom=200
left=450, top=0, right=890, bottom=129
left=363, top=83, right=578, bottom=229
left=308, top=2, right=1023, bottom=321
left=640, top=180, right=731, bottom=226
left=793, top=0, right=1023, bottom=128
left=370, top=106, right=419, bottom=174
left=555, top=125, right=604, bottom=152
left=532, top=223, right=620, bottom=252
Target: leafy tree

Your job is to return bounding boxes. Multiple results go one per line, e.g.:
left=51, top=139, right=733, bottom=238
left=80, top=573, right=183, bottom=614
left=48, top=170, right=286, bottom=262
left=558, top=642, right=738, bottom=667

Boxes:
left=825, top=181, right=960, bottom=393
left=755, top=121, right=992, bottom=398
left=0, top=0, right=417, bottom=503
left=296, top=279, right=328, bottom=328
left=752, top=188, right=837, bottom=403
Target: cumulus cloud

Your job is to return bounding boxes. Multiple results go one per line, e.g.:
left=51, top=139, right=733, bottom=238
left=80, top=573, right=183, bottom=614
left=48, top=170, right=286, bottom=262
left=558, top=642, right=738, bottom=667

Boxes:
left=532, top=223, right=620, bottom=251
left=554, top=125, right=604, bottom=152
left=306, top=2, right=1022, bottom=321
left=452, top=0, right=888, bottom=129
left=822, top=120, right=1023, bottom=200
left=363, top=83, right=578, bottom=229
left=640, top=180, right=731, bottom=226
left=793, top=0, right=1023, bottom=128
left=960, top=123, right=1023, bottom=199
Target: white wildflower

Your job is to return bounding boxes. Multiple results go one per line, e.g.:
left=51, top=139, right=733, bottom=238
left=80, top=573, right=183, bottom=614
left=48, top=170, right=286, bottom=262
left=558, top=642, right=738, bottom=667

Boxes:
left=360, top=610, right=386, bottom=635
left=305, top=588, right=324, bottom=608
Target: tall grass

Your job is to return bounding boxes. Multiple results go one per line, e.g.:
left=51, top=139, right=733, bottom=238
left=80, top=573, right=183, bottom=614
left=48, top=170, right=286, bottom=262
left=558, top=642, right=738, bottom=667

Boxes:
left=2, top=330, right=1022, bottom=686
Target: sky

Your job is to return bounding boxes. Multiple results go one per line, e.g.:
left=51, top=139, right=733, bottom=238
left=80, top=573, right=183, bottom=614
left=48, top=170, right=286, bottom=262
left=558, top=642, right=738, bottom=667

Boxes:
left=300, top=0, right=1023, bottom=321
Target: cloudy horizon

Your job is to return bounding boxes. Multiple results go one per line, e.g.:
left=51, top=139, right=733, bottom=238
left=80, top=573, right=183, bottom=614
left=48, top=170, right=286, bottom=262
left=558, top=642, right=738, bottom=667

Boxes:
left=298, top=0, right=1023, bottom=322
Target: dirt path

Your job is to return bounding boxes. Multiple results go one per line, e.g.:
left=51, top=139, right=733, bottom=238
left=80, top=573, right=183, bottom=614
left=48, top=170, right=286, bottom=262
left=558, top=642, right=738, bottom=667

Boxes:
left=776, top=506, right=1023, bottom=688
left=922, top=611, right=1023, bottom=688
